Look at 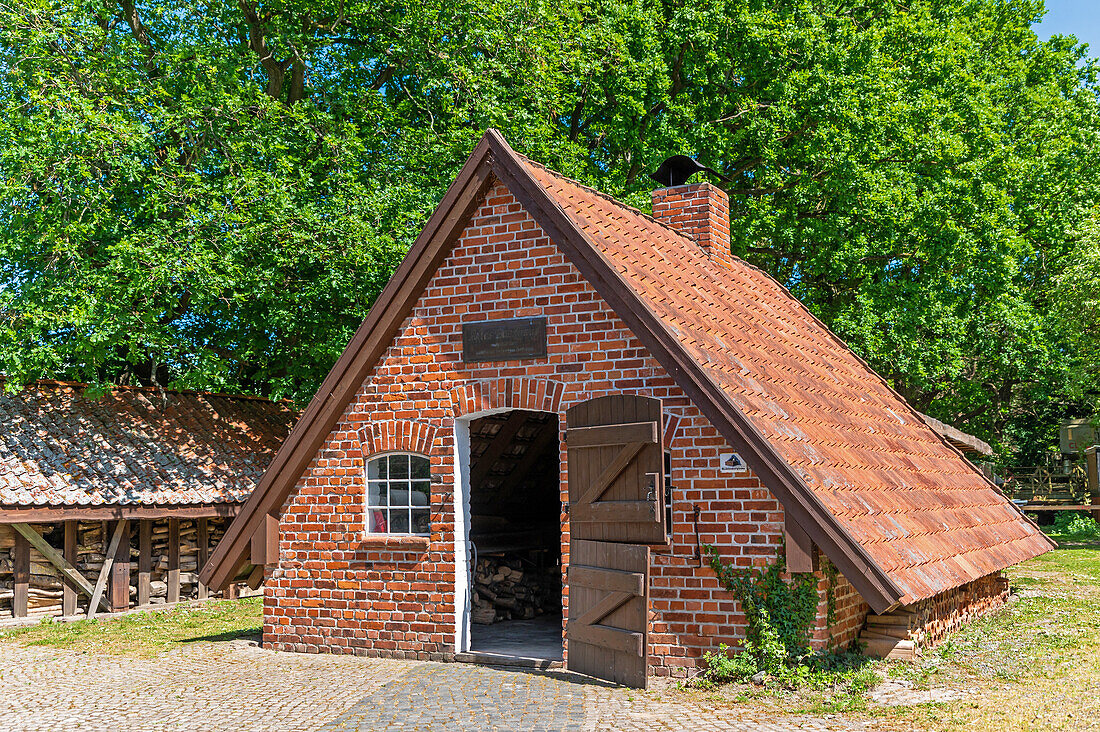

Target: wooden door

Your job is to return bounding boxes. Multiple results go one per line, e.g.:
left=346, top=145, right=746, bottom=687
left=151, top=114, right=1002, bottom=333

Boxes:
left=567, top=539, right=649, bottom=688
left=565, top=395, right=665, bottom=544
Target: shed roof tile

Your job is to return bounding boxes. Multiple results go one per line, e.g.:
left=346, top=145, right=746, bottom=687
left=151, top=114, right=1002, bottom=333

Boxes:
left=0, top=381, right=296, bottom=508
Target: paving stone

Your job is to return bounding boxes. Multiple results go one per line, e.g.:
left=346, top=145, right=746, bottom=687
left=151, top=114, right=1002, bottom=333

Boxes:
left=0, top=640, right=876, bottom=731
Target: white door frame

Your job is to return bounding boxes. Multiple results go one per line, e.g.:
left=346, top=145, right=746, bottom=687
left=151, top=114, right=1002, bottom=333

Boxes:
left=452, top=407, right=511, bottom=654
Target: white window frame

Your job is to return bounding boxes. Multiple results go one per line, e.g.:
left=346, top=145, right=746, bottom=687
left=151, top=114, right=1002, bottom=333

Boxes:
left=364, top=452, right=432, bottom=536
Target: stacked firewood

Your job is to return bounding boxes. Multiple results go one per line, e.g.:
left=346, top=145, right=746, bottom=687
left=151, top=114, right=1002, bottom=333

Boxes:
left=471, top=554, right=560, bottom=625
left=0, top=518, right=231, bottom=620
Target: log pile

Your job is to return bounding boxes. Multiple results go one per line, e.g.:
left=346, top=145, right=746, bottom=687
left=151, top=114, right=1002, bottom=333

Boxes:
left=471, top=553, right=560, bottom=625
left=0, top=518, right=233, bottom=620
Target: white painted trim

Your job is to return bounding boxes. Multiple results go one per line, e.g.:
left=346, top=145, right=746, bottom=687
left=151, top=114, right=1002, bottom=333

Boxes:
left=453, top=406, right=554, bottom=654
left=453, top=417, right=473, bottom=654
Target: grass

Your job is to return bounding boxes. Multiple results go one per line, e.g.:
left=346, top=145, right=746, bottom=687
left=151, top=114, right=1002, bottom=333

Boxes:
left=872, top=545, right=1100, bottom=731
left=666, top=528, right=1100, bottom=730
left=0, top=597, right=262, bottom=658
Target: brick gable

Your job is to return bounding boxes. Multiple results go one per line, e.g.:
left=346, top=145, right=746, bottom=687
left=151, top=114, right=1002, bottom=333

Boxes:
left=265, top=184, right=854, bottom=673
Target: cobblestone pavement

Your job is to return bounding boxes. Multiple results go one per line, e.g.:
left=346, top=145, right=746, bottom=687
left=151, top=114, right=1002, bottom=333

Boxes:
left=0, top=640, right=880, bottom=731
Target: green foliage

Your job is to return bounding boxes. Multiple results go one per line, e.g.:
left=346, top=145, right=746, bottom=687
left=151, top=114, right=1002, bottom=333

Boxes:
left=1050, top=510, right=1100, bottom=540
left=700, top=546, right=878, bottom=694
left=700, top=642, right=759, bottom=684
left=0, top=0, right=1097, bottom=451
left=706, top=545, right=819, bottom=662
left=703, top=545, right=824, bottom=683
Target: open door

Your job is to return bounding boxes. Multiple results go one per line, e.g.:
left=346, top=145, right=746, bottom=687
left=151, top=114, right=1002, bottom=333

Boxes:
left=565, top=395, right=665, bottom=544
left=565, top=394, right=662, bottom=688
left=567, top=539, right=649, bottom=688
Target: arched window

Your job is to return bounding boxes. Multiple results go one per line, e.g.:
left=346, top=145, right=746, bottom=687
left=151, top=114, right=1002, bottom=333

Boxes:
left=365, top=453, right=431, bottom=535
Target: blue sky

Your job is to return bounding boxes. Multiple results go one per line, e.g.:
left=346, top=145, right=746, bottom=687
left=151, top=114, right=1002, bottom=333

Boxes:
left=1034, top=0, right=1099, bottom=56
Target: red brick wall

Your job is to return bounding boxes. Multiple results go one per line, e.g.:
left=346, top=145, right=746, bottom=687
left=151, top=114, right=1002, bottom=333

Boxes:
left=262, top=182, right=868, bottom=673
left=810, top=559, right=871, bottom=651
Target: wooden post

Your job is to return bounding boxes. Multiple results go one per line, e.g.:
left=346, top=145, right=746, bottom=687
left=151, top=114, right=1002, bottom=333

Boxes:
left=109, top=520, right=131, bottom=612
left=167, top=518, right=180, bottom=604
left=63, top=521, right=78, bottom=616
left=12, top=529, right=29, bottom=618
left=87, top=519, right=128, bottom=618
left=137, top=519, right=152, bottom=607
left=224, top=583, right=238, bottom=600
left=197, top=518, right=209, bottom=600
left=1087, top=446, right=1100, bottom=522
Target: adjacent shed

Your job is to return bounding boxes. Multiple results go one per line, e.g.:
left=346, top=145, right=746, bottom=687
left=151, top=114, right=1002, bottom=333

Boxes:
left=0, top=381, right=295, bottom=620
left=201, top=130, right=1052, bottom=687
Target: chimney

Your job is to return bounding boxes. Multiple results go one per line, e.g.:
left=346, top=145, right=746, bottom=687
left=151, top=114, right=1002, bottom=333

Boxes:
left=651, top=182, right=733, bottom=268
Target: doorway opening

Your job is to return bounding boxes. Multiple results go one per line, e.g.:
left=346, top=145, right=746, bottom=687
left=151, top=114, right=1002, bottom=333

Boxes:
left=461, top=409, right=562, bottom=666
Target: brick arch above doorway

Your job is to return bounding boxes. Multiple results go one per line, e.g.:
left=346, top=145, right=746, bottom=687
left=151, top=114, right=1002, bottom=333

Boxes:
left=449, top=378, right=566, bottom=419
left=356, top=419, right=439, bottom=457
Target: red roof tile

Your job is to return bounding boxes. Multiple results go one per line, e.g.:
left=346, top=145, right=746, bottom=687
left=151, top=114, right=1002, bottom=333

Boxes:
left=0, top=381, right=297, bottom=507
left=520, top=155, right=1052, bottom=605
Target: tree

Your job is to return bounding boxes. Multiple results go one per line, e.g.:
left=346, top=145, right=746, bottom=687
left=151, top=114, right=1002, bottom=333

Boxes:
left=0, top=0, right=1097, bottom=462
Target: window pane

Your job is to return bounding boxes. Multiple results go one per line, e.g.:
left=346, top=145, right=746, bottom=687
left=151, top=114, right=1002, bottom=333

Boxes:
left=411, top=509, right=430, bottom=535
left=390, top=454, right=410, bottom=480
left=367, top=480, right=388, bottom=507
left=410, top=481, right=430, bottom=506
left=410, top=456, right=430, bottom=480
left=367, top=458, right=388, bottom=481
left=368, top=508, right=389, bottom=533
left=389, top=509, right=410, bottom=534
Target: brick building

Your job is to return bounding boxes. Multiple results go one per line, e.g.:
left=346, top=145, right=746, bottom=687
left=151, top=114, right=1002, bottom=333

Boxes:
left=201, top=130, right=1053, bottom=687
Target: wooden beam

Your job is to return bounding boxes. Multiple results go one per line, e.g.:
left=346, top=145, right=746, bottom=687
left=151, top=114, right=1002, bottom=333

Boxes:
left=500, top=421, right=559, bottom=494
left=63, top=521, right=77, bottom=615
left=469, top=412, right=529, bottom=486
left=12, top=529, right=28, bottom=618
left=138, top=520, right=152, bottom=606
left=167, top=518, right=180, bottom=604
left=0, top=503, right=242, bottom=525
left=87, top=519, right=128, bottom=619
left=250, top=513, right=279, bottom=566
left=197, top=518, right=209, bottom=600
left=246, top=564, right=265, bottom=590
left=109, top=520, right=131, bottom=612
left=11, top=523, right=106, bottom=613
left=1087, top=446, right=1100, bottom=522
left=785, top=516, right=816, bottom=574
left=224, top=583, right=238, bottom=600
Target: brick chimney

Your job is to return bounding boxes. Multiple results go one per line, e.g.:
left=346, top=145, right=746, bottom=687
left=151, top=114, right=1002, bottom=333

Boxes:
left=651, top=182, right=733, bottom=268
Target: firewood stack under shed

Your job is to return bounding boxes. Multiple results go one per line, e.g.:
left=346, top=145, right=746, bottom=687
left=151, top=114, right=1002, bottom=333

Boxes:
left=0, top=518, right=245, bottom=620
left=0, top=380, right=298, bottom=622
left=471, top=552, right=561, bottom=625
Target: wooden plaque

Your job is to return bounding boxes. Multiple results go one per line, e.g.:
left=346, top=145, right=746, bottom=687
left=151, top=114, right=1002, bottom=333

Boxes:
left=462, top=317, right=547, bottom=362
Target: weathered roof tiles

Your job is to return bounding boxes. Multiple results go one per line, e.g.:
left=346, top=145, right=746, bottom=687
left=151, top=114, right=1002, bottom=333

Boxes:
left=0, top=381, right=296, bottom=507
left=522, top=154, right=1051, bottom=605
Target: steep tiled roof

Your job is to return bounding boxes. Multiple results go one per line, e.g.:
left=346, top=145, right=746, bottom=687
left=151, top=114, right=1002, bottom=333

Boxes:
left=520, top=156, right=1052, bottom=605
left=0, top=381, right=297, bottom=507
left=203, top=130, right=1051, bottom=607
